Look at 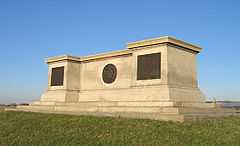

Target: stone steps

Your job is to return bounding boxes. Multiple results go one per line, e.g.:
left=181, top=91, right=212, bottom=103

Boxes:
left=30, top=101, right=176, bottom=107
left=17, top=105, right=180, bottom=114
left=6, top=108, right=185, bottom=122
left=16, top=104, right=239, bottom=115
left=6, top=106, right=239, bottom=122
left=30, top=101, right=216, bottom=108
left=6, top=105, right=240, bottom=122
left=6, top=103, right=239, bottom=122
left=179, top=107, right=237, bottom=114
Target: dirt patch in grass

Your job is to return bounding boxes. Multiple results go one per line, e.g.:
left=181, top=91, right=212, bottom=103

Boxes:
left=0, top=106, right=5, bottom=111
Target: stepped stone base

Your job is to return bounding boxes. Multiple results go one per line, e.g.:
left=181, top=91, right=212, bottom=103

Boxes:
left=6, top=101, right=240, bottom=122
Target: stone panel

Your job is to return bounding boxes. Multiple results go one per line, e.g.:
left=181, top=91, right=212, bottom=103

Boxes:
left=80, top=55, right=132, bottom=90
left=167, top=45, right=198, bottom=88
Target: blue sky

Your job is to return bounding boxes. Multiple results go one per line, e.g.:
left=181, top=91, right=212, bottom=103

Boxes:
left=0, top=0, right=239, bottom=104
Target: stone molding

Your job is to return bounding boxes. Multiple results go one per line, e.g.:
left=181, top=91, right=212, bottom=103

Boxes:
left=45, top=36, right=201, bottom=64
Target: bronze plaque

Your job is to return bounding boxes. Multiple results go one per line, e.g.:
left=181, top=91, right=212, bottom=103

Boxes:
left=51, top=66, right=64, bottom=86
left=102, top=64, right=117, bottom=84
left=137, top=53, right=161, bottom=80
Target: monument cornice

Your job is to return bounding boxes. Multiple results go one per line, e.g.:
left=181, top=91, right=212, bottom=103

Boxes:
left=80, top=49, right=132, bottom=62
left=45, top=36, right=202, bottom=64
left=46, top=49, right=132, bottom=63
left=127, top=36, right=202, bottom=53
left=45, top=55, right=80, bottom=63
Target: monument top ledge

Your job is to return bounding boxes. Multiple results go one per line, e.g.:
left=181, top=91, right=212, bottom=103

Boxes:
left=127, top=36, right=202, bottom=52
left=46, top=36, right=202, bottom=64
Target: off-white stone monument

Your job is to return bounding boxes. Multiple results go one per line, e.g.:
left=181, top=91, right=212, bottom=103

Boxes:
left=15, top=36, right=238, bottom=122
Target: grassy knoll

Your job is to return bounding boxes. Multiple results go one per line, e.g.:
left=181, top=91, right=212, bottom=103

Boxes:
left=0, top=110, right=240, bottom=146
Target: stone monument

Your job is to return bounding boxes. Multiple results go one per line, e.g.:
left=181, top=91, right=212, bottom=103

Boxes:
left=15, top=36, right=238, bottom=122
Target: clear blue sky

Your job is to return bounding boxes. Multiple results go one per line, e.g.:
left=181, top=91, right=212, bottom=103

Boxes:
left=0, top=0, right=239, bottom=104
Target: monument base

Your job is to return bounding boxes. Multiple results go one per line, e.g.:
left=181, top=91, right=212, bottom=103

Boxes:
left=8, top=101, right=239, bottom=122
left=11, top=37, right=239, bottom=122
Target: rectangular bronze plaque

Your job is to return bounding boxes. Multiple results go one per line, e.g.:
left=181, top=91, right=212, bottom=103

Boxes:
left=51, top=66, right=64, bottom=86
left=137, top=53, right=161, bottom=80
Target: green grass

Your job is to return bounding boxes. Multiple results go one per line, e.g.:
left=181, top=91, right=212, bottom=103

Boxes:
left=1, top=111, right=240, bottom=146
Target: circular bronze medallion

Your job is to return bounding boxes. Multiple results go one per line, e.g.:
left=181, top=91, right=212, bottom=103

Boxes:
left=102, top=64, right=117, bottom=84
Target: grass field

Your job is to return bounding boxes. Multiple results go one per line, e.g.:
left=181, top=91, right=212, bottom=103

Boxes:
left=1, top=110, right=240, bottom=146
